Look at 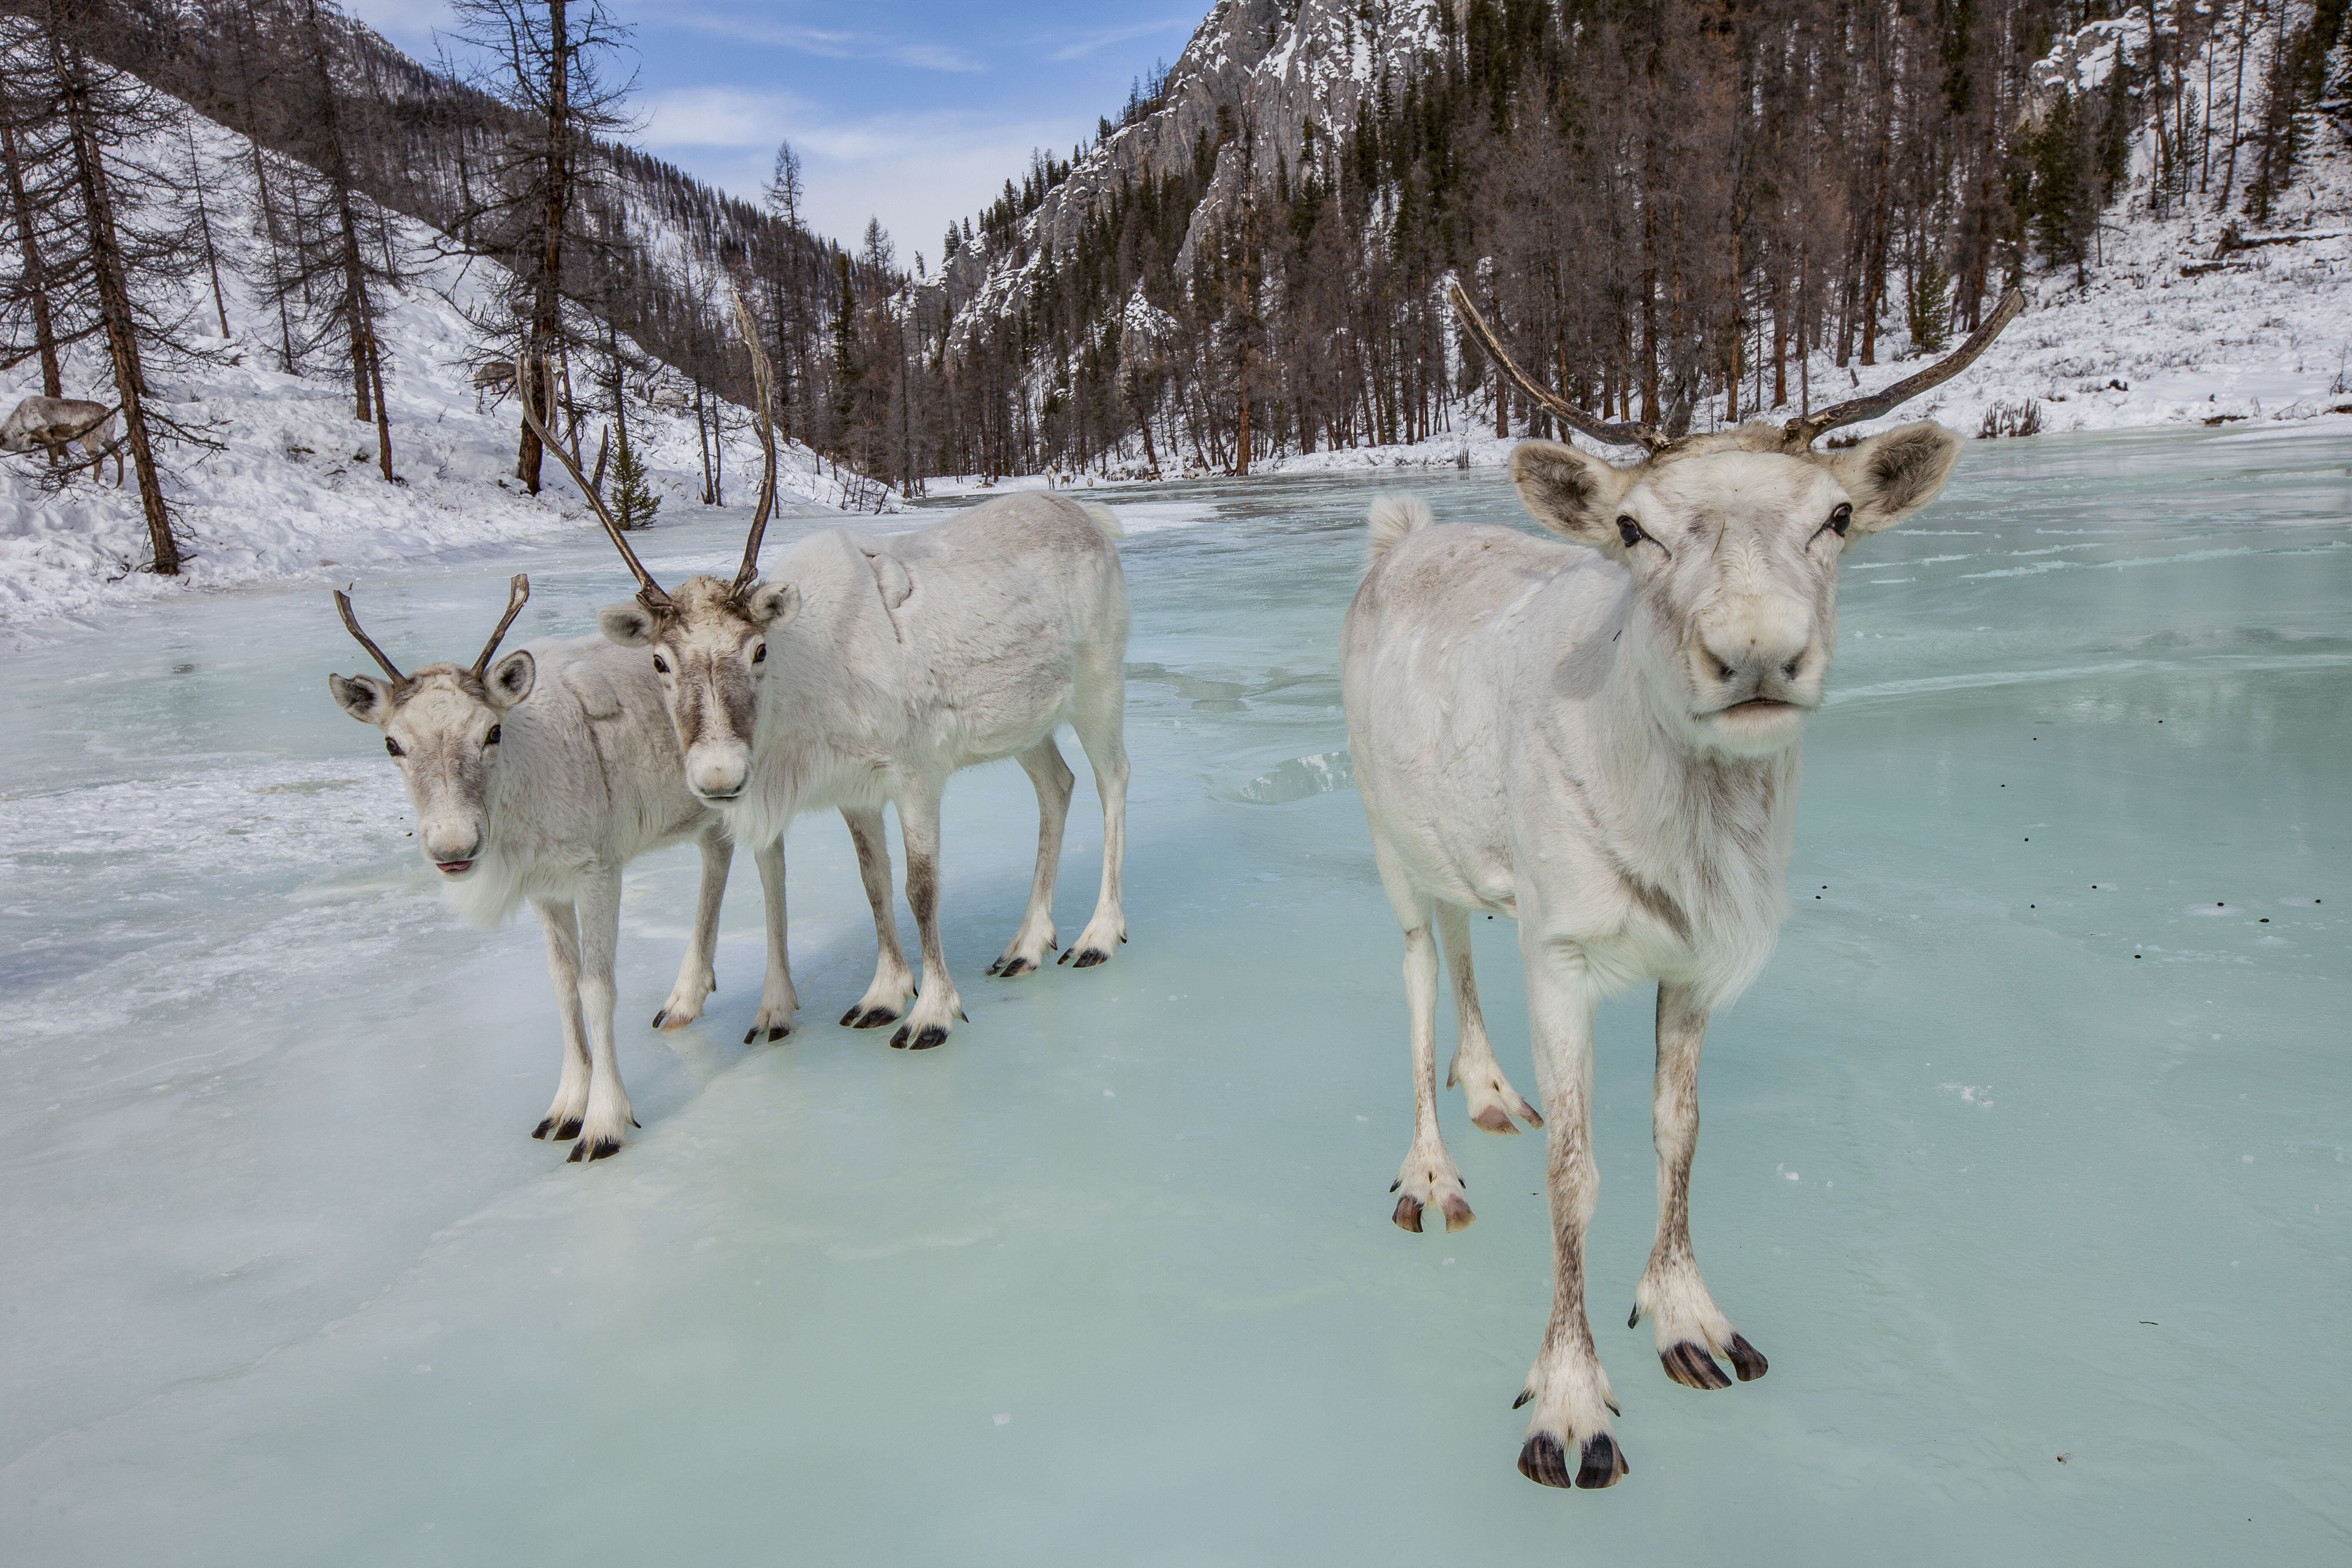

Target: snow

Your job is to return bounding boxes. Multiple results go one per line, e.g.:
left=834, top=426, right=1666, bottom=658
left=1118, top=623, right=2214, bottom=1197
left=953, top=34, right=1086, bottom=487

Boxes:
left=3, top=426, right=2350, bottom=1559
left=0, top=105, right=897, bottom=635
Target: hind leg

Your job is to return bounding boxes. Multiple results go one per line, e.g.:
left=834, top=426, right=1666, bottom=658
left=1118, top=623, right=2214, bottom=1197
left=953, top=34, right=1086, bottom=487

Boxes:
left=991, top=734, right=1073, bottom=977
left=1063, top=649, right=1128, bottom=968
left=1374, top=832, right=1470, bottom=1233
left=1436, top=903, right=1541, bottom=1134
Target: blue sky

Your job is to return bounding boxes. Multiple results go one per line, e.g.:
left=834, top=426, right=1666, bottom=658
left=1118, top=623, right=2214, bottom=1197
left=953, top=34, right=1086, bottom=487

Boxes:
left=346, top=1, right=1201, bottom=269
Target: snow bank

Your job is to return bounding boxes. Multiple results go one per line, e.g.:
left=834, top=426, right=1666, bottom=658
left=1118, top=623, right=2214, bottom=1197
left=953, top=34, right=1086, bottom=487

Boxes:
left=0, top=107, right=896, bottom=635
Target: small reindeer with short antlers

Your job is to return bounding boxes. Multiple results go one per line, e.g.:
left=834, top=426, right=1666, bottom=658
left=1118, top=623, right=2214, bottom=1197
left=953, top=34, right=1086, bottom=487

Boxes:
left=329, top=574, right=791, bottom=1161
left=1342, top=285, right=2022, bottom=1487
left=519, top=289, right=1132, bottom=1052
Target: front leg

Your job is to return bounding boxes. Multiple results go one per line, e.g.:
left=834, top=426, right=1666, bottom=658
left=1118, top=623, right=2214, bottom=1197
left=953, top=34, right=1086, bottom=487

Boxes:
left=530, top=897, right=591, bottom=1142
left=1514, top=937, right=1628, bottom=1489
left=653, top=826, right=730, bottom=1031
left=1631, top=982, right=1768, bottom=1389
left=839, top=806, right=914, bottom=1028
left=568, top=866, right=634, bottom=1162
left=743, top=834, right=799, bottom=1042
left=887, top=780, right=963, bottom=1051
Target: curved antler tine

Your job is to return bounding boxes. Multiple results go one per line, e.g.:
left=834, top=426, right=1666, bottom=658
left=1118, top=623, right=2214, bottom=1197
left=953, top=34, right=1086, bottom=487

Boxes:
left=1787, top=287, right=2025, bottom=447
left=469, top=574, right=530, bottom=680
left=514, top=348, right=673, bottom=611
left=726, top=282, right=780, bottom=595
left=1447, top=280, right=1669, bottom=454
left=333, top=585, right=405, bottom=683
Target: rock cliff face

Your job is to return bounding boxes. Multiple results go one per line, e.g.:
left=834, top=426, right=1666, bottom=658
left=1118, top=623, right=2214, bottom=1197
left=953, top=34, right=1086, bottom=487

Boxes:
left=937, top=0, right=1454, bottom=330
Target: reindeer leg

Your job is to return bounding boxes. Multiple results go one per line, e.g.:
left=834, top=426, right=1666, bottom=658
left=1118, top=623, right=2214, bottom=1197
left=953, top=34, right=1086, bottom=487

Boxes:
left=1437, top=902, right=1541, bottom=1134
left=990, top=735, right=1071, bottom=977
left=1514, top=934, right=1627, bottom=1490
left=653, top=825, right=730, bottom=1032
left=1064, top=641, right=1130, bottom=967
left=1373, top=831, right=1469, bottom=1233
left=530, top=897, right=591, bottom=1142
left=887, top=780, right=963, bottom=1051
left=569, top=866, right=634, bottom=1161
left=1633, top=982, right=1766, bottom=1389
left=744, top=833, right=798, bottom=1042
left=838, top=805, right=914, bottom=1029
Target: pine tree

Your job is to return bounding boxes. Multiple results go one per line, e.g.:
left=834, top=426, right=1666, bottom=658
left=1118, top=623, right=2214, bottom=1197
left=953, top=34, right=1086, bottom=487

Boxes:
left=606, top=421, right=657, bottom=530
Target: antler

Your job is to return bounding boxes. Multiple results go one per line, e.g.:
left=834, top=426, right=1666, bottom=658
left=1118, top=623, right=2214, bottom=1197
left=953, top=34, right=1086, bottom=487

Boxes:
left=726, top=282, right=780, bottom=595
left=469, top=574, right=530, bottom=679
left=1446, top=280, right=1671, bottom=454
left=1784, top=287, right=2024, bottom=447
left=514, top=347, right=673, bottom=613
left=333, top=586, right=406, bottom=683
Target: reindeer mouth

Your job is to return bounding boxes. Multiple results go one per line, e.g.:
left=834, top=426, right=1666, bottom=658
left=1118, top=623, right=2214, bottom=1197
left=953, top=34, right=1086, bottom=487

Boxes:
left=436, top=858, right=476, bottom=876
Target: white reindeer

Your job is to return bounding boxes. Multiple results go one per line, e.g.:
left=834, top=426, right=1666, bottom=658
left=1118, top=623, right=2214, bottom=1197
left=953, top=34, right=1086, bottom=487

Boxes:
left=1, top=396, right=119, bottom=483
left=520, top=296, right=1131, bottom=1054
left=1340, top=285, right=2023, bottom=1489
left=328, top=574, right=793, bottom=1161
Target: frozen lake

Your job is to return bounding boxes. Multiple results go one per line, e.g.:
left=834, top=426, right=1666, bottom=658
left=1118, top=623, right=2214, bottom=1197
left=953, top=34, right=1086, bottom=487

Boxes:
left=3, top=427, right=2348, bottom=1562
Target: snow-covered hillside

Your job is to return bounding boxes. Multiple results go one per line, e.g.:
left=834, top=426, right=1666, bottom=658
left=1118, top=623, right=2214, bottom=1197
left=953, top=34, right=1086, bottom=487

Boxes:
left=1, top=106, right=897, bottom=633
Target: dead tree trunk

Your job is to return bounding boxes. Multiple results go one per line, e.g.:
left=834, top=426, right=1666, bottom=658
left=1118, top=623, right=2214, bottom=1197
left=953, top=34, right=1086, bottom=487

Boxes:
left=1, top=118, right=62, bottom=397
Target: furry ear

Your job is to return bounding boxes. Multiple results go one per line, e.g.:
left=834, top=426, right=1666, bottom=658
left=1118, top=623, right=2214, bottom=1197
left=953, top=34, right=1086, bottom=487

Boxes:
left=329, top=673, right=393, bottom=724
left=486, top=648, right=536, bottom=709
left=746, top=581, right=800, bottom=628
left=1828, top=421, right=1963, bottom=537
left=1509, top=440, right=1638, bottom=547
left=599, top=602, right=658, bottom=647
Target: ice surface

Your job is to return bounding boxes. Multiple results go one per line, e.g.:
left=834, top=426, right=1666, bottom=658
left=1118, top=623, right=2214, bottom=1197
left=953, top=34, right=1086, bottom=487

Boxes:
left=2, top=428, right=2350, bottom=1562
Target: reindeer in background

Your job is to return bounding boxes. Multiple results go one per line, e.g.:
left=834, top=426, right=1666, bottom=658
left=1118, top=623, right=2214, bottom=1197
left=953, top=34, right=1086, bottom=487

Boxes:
left=328, top=574, right=791, bottom=1162
left=1342, top=286, right=2023, bottom=1489
left=1, top=396, right=121, bottom=483
left=522, top=291, right=1132, bottom=1053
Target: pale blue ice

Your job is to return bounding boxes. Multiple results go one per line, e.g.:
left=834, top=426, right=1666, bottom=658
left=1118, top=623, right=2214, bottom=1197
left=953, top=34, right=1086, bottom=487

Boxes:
left=2, top=427, right=2348, bottom=1562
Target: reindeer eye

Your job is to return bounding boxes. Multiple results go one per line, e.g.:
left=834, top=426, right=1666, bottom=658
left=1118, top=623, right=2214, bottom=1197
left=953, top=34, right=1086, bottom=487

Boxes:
left=385, top=737, right=403, bottom=758
left=485, top=725, right=501, bottom=746
left=1829, top=503, right=1853, bottom=537
left=1616, top=515, right=1643, bottom=547
left=751, top=643, right=766, bottom=664
left=652, top=655, right=669, bottom=674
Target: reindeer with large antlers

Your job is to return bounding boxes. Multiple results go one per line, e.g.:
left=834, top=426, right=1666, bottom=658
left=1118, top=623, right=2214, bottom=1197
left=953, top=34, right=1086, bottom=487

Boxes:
left=328, top=574, right=788, bottom=1161
left=522, top=291, right=1131, bottom=1053
left=1342, top=285, right=2023, bottom=1488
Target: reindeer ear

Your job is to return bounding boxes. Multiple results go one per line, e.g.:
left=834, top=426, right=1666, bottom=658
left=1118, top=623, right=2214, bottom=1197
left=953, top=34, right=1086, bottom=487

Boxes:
left=1509, top=440, right=1637, bottom=547
left=1828, top=421, right=1963, bottom=537
left=746, top=581, right=800, bottom=628
left=599, top=602, right=657, bottom=647
left=329, top=673, right=392, bottom=724
left=486, top=649, right=536, bottom=709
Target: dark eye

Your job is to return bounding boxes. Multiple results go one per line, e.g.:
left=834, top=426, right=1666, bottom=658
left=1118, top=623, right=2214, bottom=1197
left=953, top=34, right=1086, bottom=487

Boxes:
left=652, top=654, right=669, bottom=674
left=385, top=737, right=403, bottom=757
left=1616, top=515, right=1643, bottom=547
left=751, top=643, right=766, bottom=664
left=485, top=725, right=501, bottom=746
left=1829, top=503, right=1853, bottom=537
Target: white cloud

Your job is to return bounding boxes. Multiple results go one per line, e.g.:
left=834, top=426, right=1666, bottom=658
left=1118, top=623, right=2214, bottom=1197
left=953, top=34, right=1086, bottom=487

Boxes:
left=652, top=6, right=984, bottom=72
left=637, top=87, right=1070, bottom=261
left=1043, top=14, right=1192, bottom=63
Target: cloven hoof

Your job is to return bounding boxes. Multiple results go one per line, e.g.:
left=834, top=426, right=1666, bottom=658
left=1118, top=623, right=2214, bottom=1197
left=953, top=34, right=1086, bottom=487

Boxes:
left=1518, top=1431, right=1629, bottom=1489
left=1725, top=1334, right=1769, bottom=1382
left=1661, top=1341, right=1733, bottom=1390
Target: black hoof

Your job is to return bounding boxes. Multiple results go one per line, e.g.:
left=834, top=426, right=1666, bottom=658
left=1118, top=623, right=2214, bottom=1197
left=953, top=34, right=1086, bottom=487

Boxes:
left=567, top=1135, right=623, bottom=1164
left=1512, top=1387, right=1533, bottom=1410
left=531, top=1117, right=556, bottom=1140
left=840, top=1007, right=860, bottom=1027
left=984, top=958, right=1002, bottom=976
left=743, top=1026, right=760, bottom=1044
left=1056, top=948, right=1072, bottom=965
left=1628, top=1305, right=1641, bottom=1330
left=652, top=1009, right=669, bottom=1029
left=908, top=1025, right=948, bottom=1051
left=552, top=1117, right=583, bottom=1141
left=1073, top=948, right=1107, bottom=968
left=1661, top=1342, right=1732, bottom=1390
left=1391, top=1193, right=1425, bottom=1233
left=851, top=1007, right=898, bottom=1030
left=1576, top=1432, right=1629, bottom=1488
left=890, top=1025, right=909, bottom=1048
left=767, top=1025, right=790, bottom=1042
left=1726, top=1334, right=1769, bottom=1382
left=994, top=957, right=1033, bottom=977
left=1518, top=1432, right=1573, bottom=1489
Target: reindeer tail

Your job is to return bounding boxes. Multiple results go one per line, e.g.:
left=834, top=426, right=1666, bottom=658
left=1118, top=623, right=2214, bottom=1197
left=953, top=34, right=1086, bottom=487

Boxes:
left=1076, top=500, right=1125, bottom=540
left=1365, top=494, right=1434, bottom=563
